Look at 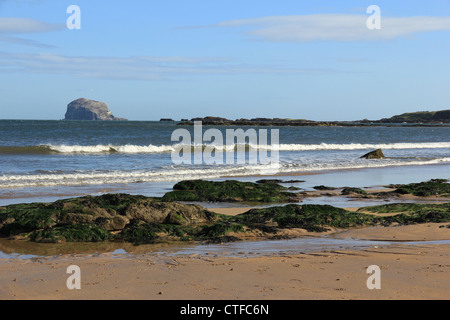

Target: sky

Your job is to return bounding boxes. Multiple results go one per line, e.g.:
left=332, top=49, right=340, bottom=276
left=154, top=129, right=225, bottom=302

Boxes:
left=0, top=0, right=450, bottom=121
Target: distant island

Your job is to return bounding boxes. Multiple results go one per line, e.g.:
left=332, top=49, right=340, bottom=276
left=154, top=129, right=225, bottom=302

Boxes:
left=64, top=98, right=127, bottom=121
left=177, top=109, right=450, bottom=127
left=371, top=110, right=450, bottom=124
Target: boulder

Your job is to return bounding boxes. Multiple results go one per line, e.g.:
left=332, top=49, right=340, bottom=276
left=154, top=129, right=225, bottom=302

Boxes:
left=64, top=98, right=127, bottom=121
left=360, top=149, right=385, bottom=159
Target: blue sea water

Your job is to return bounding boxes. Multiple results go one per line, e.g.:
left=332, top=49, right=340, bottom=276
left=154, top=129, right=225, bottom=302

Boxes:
left=0, top=120, right=449, bottom=205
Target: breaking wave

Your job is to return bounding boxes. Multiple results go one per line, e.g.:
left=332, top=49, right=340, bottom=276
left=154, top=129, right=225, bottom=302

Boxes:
left=0, top=142, right=449, bottom=155
left=1, top=157, right=449, bottom=188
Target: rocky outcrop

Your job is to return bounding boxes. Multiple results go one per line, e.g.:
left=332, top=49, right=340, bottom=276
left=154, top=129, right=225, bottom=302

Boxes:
left=162, top=179, right=302, bottom=203
left=0, top=180, right=449, bottom=244
left=64, top=98, right=127, bottom=121
left=375, top=109, right=450, bottom=124
left=0, top=194, right=219, bottom=243
left=360, top=149, right=385, bottom=159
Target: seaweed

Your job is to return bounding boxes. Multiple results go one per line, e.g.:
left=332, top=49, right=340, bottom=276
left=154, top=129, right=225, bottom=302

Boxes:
left=341, top=187, right=367, bottom=195
left=30, top=225, right=112, bottom=243
left=162, top=180, right=301, bottom=203
left=1, top=188, right=449, bottom=244
left=392, top=179, right=450, bottom=197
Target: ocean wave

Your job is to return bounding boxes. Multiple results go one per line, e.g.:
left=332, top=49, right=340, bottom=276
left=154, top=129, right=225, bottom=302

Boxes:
left=1, top=157, right=449, bottom=188
left=263, top=142, right=450, bottom=151
left=0, top=142, right=449, bottom=155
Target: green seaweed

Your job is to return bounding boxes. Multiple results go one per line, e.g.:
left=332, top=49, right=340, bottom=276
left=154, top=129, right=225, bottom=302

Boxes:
left=236, top=204, right=376, bottom=231
left=120, top=220, right=197, bottom=244
left=162, top=180, right=301, bottom=203
left=341, top=187, right=367, bottom=195
left=313, top=185, right=337, bottom=191
left=30, top=224, right=112, bottom=243
left=358, top=203, right=450, bottom=226
left=1, top=189, right=449, bottom=244
left=392, top=179, right=450, bottom=197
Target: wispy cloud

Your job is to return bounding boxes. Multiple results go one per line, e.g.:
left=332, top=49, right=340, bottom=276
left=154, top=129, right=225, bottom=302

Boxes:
left=0, top=17, right=64, bottom=34
left=183, top=14, right=450, bottom=42
left=0, top=17, right=64, bottom=48
left=0, top=52, right=342, bottom=81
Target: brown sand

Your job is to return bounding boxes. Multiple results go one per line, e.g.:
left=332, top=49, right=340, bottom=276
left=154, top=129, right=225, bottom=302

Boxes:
left=337, top=223, right=450, bottom=242
left=0, top=243, right=448, bottom=300
left=208, top=207, right=257, bottom=216
left=0, top=219, right=448, bottom=300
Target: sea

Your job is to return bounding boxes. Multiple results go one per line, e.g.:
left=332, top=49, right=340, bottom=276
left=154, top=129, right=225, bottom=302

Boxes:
left=0, top=120, right=449, bottom=206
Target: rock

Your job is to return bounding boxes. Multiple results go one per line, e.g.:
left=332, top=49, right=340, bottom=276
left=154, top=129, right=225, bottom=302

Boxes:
left=124, top=201, right=214, bottom=225
left=160, top=118, right=174, bottom=122
left=313, top=185, right=336, bottom=191
left=341, top=187, right=367, bottom=195
left=98, top=215, right=130, bottom=231
left=64, top=98, right=127, bottom=121
left=162, top=180, right=303, bottom=203
left=360, top=149, right=385, bottom=159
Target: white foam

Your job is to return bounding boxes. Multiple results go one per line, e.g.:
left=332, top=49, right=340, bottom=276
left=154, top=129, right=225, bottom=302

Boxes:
left=44, top=142, right=450, bottom=154
left=1, top=157, right=449, bottom=188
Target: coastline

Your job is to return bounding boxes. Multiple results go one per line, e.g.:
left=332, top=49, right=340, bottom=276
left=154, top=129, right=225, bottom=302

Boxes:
left=0, top=165, right=449, bottom=300
left=1, top=162, right=449, bottom=207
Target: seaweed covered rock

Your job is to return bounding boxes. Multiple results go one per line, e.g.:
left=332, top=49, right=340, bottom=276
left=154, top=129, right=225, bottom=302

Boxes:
left=391, top=179, right=450, bottom=197
left=357, top=203, right=450, bottom=226
left=236, top=204, right=376, bottom=232
left=162, top=180, right=302, bottom=203
left=341, top=187, right=367, bottom=196
left=0, top=194, right=218, bottom=243
left=313, top=185, right=337, bottom=191
left=1, top=191, right=449, bottom=244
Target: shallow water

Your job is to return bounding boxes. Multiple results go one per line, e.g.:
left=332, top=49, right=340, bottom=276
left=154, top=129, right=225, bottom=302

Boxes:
left=1, top=236, right=449, bottom=261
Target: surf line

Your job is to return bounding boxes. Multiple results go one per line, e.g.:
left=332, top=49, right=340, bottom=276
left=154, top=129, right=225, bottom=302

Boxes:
left=171, top=121, right=280, bottom=167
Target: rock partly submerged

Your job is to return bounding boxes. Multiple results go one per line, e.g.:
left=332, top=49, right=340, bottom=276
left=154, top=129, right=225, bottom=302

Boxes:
left=360, top=149, right=386, bottom=159
left=64, top=98, right=127, bottom=121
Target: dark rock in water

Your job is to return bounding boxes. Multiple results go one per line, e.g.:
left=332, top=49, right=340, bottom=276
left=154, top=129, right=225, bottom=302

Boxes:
left=160, top=118, right=174, bottom=122
left=64, top=98, right=127, bottom=121
left=360, top=149, right=385, bottom=159
left=341, top=187, right=367, bottom=195
left=313, top=185, right=336, bottom=191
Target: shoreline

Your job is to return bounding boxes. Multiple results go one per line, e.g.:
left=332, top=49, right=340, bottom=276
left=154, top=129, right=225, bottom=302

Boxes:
left=0, top=170, right=448, bottom=300
left=1, top=162, right=449, bottom=207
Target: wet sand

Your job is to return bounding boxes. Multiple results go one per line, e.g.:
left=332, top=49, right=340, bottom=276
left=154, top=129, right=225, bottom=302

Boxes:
left=0, top=243, right=448, bottom=300
left=0, top=219, right=448, bottom=300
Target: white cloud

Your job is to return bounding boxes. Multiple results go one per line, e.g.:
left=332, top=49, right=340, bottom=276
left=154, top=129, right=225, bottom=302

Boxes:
left=0, top=17, right=64, bottom=48
left=0, top=17, right=64, bottom=34
left=207, top=14, right=450, bottom=42
left=0, top=52, right=342, bottom=81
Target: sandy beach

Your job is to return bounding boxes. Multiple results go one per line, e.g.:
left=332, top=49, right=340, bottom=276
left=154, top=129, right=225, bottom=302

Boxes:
left=0, top=205, right=448, bottom=300
left=2, top=0, right=450, bottom=306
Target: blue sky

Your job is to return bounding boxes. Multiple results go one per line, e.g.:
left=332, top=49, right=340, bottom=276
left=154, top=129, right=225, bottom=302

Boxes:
left=1, top=0, right=450, bottom=121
